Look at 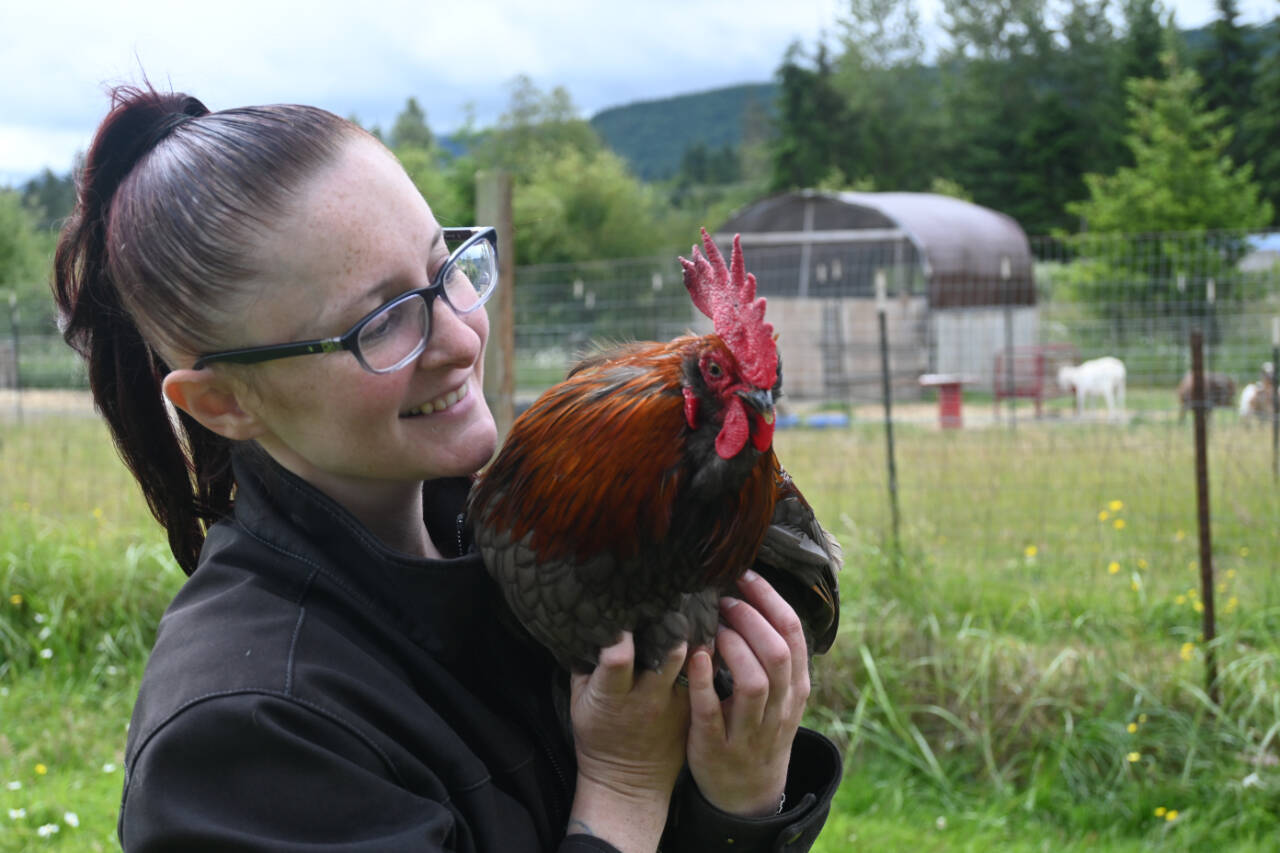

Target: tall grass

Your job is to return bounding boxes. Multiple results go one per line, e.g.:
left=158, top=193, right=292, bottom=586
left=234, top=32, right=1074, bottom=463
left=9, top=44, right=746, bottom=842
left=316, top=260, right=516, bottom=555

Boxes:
left=778, top=417, right=1280, bottom=850
left=2, top=409, right=1279, bottom=850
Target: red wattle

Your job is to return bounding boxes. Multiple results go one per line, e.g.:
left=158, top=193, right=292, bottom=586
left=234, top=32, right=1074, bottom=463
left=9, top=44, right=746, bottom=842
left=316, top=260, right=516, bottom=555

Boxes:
left=752, top=414, right=775, bottom=451
left=715, top=398, right=749, bottom=459
left=683, top=387, right=699, bottom=428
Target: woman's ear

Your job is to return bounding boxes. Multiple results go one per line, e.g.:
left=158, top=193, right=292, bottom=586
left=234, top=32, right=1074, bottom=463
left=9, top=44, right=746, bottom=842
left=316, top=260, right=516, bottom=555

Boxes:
left=162, top=369, right=267, bottom=441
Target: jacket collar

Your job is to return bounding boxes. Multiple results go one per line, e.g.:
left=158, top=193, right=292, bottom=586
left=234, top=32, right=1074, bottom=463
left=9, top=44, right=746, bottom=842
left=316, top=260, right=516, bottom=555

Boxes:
left=227, top=445, right=491, bottom=664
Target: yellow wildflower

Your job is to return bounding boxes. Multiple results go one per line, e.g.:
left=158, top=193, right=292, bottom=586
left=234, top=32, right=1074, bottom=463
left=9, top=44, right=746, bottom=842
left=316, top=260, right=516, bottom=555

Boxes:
left=1137, top=558, right=1148, bottom=569
left=1127, top=722, right=1138, bottom=733
left=8, top=594, right=20, bottom=606
left=1139, top=714, right=1148, bottom=723
left=1127, top=752, right=1141, bottom=763
left=1217, top=582, right=1227, bottom=594
left=1098, top=510, right=1110, bottom=521
left=1225, top=597, right=1238, bottom=614
left=1114, top=518, right=1127, bottom=530
left=1154, top=807, right=1166, bottom=817
left=1226, top=569, right=1237, bottom=580
left=1175, top=530, right=1186, bottom=541
left=1180, top=642, right=1195, bottom=661
left=1109, top=500, right=1124, bottom=512
left=1175, top=595, right=1186, bottom=605
left=1166, top=810, right=1178, bottom=821
left=34, top=764, right=47, bottom=775
left=1131, top=579, right=1140, bottom=591
left=92, top=507, right=104, bottom=520
left=1193, top=601, right=1204, bottom=613
left=1240, top=547, right=1249, bottom=557
left=1108, top=561, right=1121, bottom=575
left=1024, top=545, right=1038, bottom=558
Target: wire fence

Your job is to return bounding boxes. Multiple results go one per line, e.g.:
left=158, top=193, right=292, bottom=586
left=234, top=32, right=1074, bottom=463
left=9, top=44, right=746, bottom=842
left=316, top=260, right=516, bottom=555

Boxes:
left=4, top=230, right=1279, bottom=580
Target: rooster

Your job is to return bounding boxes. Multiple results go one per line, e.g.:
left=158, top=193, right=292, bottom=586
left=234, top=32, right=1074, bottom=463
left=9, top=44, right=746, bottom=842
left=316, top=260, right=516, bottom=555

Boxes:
left=467, top=229, right=840, bottom=685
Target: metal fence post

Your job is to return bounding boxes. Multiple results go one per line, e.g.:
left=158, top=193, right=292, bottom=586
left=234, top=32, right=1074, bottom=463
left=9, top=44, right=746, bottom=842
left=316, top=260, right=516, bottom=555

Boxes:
left=876, top=270, right=901, bottom=556
left=1190, top=329, right=1219, bottom=705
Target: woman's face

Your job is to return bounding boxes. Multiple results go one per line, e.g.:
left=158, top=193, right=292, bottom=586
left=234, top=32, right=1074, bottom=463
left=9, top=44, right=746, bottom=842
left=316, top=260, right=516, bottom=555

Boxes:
left=228, top=134, right=498, bottom=504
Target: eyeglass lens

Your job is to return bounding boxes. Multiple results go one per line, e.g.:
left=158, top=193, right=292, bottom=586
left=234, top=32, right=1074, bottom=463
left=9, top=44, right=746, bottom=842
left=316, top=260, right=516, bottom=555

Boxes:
left=441, top=239, right=497, bottom=311
left=357, top=298, right=429, bottom=372
left=355, top=236, right=497, bottom=373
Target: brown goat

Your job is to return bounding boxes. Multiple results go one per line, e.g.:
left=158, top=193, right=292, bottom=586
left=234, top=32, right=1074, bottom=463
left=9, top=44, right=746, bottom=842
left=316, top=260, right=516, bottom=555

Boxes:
left=1176, top=371, right=1236, bottom=421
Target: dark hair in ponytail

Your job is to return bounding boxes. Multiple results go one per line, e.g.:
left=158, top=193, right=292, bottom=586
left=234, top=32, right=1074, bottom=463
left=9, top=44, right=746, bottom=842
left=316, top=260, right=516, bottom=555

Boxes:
left=53, top=85, right=359, bottom=573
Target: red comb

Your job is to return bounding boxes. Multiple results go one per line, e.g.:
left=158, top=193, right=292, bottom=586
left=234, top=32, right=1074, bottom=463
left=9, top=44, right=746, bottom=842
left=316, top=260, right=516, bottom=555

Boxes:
left=680, top=228, right=777, bottom=389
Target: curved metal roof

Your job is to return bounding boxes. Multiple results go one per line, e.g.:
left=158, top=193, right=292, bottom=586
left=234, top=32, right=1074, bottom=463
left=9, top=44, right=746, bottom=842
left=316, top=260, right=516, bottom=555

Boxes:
left=717, top=190, right=1034, bottom=307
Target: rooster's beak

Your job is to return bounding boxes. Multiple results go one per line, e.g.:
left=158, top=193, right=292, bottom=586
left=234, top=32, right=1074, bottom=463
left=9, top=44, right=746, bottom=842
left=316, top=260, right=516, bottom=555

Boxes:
left=737, top=388, right=775, bottom=423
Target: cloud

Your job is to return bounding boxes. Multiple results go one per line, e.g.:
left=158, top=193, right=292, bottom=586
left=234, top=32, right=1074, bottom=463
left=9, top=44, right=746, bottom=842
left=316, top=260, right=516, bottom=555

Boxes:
left=1, top=0, right=839, bottom=182
left=4, top=0, right=1275, bottom=185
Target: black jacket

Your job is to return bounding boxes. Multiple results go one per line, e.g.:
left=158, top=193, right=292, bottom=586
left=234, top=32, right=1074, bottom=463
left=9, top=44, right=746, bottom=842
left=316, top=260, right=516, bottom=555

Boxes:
left=119, top=448, right=842, bottom=851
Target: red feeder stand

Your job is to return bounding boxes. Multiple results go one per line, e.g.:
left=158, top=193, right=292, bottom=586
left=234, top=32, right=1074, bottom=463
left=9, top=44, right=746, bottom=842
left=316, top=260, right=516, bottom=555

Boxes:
left=919, top=374, right=970, bottom=429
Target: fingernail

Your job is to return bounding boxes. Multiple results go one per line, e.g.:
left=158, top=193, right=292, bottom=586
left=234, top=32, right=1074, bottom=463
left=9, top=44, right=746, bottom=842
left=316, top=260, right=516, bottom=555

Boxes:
left=720, top=596, right=739, bottom=609
left=742, top=568, right=760, bottom=582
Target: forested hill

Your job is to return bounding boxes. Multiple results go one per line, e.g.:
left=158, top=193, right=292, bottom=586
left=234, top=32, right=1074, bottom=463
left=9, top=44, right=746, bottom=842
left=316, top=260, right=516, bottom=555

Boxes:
left=589, top=83, right=777, bottom=181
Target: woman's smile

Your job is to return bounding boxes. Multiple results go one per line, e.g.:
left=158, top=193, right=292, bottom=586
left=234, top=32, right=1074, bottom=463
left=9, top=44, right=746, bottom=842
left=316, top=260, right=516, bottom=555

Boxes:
left=401, top=378, right=473, bottom=418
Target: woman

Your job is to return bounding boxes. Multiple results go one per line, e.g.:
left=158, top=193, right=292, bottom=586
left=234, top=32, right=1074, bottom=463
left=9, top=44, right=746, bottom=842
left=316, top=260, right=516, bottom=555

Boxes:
left=53, top=85, right=841, bottom=852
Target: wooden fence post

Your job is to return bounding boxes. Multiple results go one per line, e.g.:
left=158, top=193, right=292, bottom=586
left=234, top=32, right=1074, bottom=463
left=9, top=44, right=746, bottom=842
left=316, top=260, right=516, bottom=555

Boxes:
left=476, top=170, right=515, bottom=441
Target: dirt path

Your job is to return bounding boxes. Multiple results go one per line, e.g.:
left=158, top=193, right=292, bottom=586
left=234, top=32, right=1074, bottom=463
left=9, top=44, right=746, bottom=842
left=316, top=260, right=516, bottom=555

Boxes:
left=0, top=389, right=97, bottom=421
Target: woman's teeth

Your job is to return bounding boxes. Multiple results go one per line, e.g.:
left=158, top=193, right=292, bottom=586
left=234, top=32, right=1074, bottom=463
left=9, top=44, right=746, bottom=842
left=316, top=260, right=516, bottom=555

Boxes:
left=403, top=382, right=469, bottom=417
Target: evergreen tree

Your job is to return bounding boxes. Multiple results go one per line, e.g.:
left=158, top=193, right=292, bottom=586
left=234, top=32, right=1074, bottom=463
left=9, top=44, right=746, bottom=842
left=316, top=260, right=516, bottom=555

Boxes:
left=1244, top=16, right=1280, bottom=218
left=390, top=97, right=434, bottom=151
left=1023, top=0, right=1126, bottom=232
left=1065, top=58, right=1270, bottom=320
left=20, top=168, right=76, bottom=230
left=769, top=42, right=856, bottom=191
left=1120, top=0, right=1166, bottom=82
left=1069, top=58, right=1271, bottom=233
left=1194, top=0, right=1258, bottom=165
left=831, top=0, right=943, bottom=191
left=938, top=0, right=1053, bottom=224
left=0, top=190, right=57, bottom=327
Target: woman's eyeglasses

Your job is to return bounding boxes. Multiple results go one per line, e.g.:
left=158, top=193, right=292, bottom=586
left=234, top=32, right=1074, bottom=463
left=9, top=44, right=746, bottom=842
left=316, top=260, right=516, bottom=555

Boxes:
left=193, top=227, right=498, bottom=374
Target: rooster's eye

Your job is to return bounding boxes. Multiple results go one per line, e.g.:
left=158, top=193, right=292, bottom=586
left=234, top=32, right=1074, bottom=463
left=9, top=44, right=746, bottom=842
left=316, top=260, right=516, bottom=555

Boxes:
left=706, top=361, right=723, bottom=379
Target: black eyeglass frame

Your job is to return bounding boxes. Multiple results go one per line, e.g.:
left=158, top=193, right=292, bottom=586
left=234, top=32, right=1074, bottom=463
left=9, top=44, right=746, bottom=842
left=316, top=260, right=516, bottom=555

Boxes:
left=192, top=227, right=498, bottom=373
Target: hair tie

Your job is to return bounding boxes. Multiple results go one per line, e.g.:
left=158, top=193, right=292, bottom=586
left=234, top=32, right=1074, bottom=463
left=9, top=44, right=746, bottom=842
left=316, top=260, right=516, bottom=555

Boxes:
left=103, top=95, right=208, bottom=195
left=140, top=112, right=196, bottom=153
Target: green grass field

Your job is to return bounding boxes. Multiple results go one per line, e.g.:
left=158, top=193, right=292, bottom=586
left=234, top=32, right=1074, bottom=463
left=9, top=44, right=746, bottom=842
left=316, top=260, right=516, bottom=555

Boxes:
left=2, top=409, right=1278, bottom=851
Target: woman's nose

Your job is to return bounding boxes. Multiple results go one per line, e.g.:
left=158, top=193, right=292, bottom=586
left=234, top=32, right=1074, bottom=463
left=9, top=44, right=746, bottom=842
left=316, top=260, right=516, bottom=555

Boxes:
left=416, top=298, right=485, bottom=369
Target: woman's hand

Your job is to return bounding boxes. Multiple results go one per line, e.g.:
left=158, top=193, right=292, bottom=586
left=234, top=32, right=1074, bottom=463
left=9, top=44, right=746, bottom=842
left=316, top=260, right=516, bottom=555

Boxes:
left=686, top=569, right=810, bottom=817
left=567, top=632, right=690, bottom=851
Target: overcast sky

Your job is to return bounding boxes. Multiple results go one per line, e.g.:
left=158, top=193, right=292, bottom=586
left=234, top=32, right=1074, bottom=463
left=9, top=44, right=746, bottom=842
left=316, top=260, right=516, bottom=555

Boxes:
left=2, top=0, right=1275, bottom=187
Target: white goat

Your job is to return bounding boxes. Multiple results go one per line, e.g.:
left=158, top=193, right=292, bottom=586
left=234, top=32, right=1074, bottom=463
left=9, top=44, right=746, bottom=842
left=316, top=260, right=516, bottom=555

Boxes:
left=1240, top=372, right=1277, bottom=424
left=1058, top=357, right=1127, bottom=422
left=1240, top=382, right=1262, bottom=418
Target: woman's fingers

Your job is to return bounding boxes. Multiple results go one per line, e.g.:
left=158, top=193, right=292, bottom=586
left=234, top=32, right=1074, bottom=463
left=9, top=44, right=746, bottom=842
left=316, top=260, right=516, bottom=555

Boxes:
left=687, top=646, right=726, bottom=739
left=637, top=639, right=691, bottom=693
left=735, top=569, right=810, bottom=672
left=592, top=630, right=637, bottom=696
